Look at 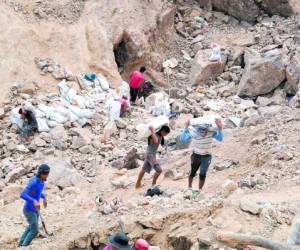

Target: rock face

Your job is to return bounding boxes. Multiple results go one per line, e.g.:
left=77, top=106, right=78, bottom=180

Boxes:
left=239, top=199, right=262, bottom=215
left=190, top=49, right=226, bottom=85
left=198, top=0, right=299, bottom=22
left=286, top=53, right=300, bottom=95
left=0, top=0, right=175, bottom=104
left=261, top=0, right=300, bottom=17
left=48, top=159, right=86, bottom=189
left=210, top=0, right=259, bottom=22
left=238, top=50, right=285, bottom=97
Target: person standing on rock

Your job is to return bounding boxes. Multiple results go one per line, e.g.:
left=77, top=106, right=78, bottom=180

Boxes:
left=135, top=125, right=170, bottom=189
left=18, top=164, right=50, bottom=247
left=185, top=118, right=223, bottom=192
left=129, top=66, right=146, bottom=104
left=19, top=105, right=38, bottom=141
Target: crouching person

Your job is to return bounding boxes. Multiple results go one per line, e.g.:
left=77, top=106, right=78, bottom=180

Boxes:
left=19, top=105, right=38, bottom=141
left=135, top=125, right=170, bottom=189
left=18, top=164, right=50, bottom=247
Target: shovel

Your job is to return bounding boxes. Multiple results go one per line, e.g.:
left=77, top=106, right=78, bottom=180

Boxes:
left=38, top=211, right=53, bottom=237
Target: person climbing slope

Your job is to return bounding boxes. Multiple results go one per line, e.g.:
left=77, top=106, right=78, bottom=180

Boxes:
left=185, top=117, right=223, bottom=192
left=135, top=125, right=170, bottom=189
left=129, top=66, right=146, bottom=104
left=18, top=164, right=50, bottom=247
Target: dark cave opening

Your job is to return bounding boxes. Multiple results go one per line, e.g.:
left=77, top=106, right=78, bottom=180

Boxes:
left=114, top=40, right=128, bottom=74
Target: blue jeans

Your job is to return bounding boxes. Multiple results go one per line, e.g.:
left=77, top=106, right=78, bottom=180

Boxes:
left=19, top=210, right=39, bottom=246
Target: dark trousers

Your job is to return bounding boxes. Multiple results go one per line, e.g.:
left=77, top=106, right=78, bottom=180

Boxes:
left=130, top=87, right=139, bottom=103
left=190, top=153, right=212, bottom=180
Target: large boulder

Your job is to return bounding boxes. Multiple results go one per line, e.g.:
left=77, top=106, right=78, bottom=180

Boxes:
left=0, top=184, right=23, bottom=205
left=238, top=50, right=286, bottom=97
left=261, top=0, right=300, bottom=17
left=48, top=159, right=86, bottom=189
left=211, top=0, right=260, bottom=23
left=5, top=167, right=27, bottom=184
left=198, top=0, right=299, bottom=22
left=190, top=49, right=226, bottom=85
left=0, top=0, right=175, bottom=104
left=286, top=53, right=300, bottom=95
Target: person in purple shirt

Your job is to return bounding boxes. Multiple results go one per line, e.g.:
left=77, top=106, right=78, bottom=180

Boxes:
left=18, top=164, right=50, bottom=247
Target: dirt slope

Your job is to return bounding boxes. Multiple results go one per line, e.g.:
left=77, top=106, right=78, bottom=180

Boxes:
left=0, top=0, right=175, bottom=103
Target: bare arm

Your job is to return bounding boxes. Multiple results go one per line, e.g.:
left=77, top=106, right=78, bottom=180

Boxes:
left=149, top=126, right=159, bottom=144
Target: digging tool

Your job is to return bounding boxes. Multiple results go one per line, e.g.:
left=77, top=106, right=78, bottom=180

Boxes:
left=118, top=220, right=125, bottom=232
left=38, top=211, right=53, bottom=236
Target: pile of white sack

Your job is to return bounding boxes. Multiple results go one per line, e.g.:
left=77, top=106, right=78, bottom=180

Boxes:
left=10, top=74, right=131, bottom=132
left=144, top=92, right=171, bottom=117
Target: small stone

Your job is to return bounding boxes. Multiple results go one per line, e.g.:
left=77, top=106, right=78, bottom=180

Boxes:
left=34, top=137, right=46, bottom=147
left=0, top=108, right=5, bottom=119
left=115, top=119, right=127, bottom=129
left=215, top=160, right=238, bottom=171
left=16, top=144, right=29, bottom=153
left=16, top=82, right=37, bottom=94
left=103, top=122, right=118, bottom=141
left=71, top=136, right=87, bottom=149
left=239, top=199, right=262, bottom=215
left=163, top=58, right=178, bottom=69
left=79, top=145, right=93, bottom=154
left=173, top=172, right=185, bottom=180
left=222, top=179, right=238, bottom=194
left=164, top=169, right=175, bottom=179
left=39, top=132, right=52, bottom=143
left=256, top=96, right=272, bottom=107
left=5, top=167, right=27, bottom=183
left=44, top=148, right=55, bottom=155
left=277, top=151, right=294, bottom=161
left=111, top=175, right=131, bottom=189
left=0, top=180, right=6, bottom=190
left=102, top=204, right=113, bottom=215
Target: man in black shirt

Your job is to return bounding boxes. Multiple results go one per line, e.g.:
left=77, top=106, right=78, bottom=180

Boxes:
left=19, top=107, right=38, bottom=141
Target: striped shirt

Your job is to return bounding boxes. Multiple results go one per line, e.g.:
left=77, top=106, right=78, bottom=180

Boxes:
left=188, top=125, right=223, bottom=155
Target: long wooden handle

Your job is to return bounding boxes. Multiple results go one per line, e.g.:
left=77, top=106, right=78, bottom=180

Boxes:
left=217, top=232, right=292, bottom=250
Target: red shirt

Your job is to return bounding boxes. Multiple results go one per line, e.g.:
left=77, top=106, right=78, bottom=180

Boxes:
left=129, top=71, right=144, bottom=89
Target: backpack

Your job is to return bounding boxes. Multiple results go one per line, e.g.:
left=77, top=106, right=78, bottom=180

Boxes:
left=145, top=186, right=163, bottom=197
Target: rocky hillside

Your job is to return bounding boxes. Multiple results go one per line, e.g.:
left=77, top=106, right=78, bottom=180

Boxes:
left=0, top=0, right=300, bottom=250
left=0, top=0, right=175, bottom=102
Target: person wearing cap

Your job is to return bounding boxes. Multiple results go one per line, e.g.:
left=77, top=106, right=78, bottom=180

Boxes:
left=18, top=164, right=50, bottom=247
left=103, top=232, right=132, bottom=250
left=133, top=239, right=149, bottom=250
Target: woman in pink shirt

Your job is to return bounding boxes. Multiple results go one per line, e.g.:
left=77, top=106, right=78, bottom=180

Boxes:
left=129, top=66, right=146, bottom=103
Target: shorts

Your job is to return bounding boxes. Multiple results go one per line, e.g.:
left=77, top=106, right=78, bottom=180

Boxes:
left=143, top=154, right=162, bottom=174
left=189, top=153, right=212, bottom=179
